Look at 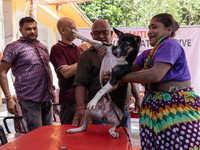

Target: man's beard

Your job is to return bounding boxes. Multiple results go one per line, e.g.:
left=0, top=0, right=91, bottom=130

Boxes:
left=26, top=34, right=37, bottom=43
left=97, top=38, right=108, bottom=44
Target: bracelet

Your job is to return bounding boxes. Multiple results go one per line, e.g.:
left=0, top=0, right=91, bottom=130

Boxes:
left=76, top=106, right=85, bottom=110
left=5, top=94, right=11, bottom=97
left=6, top=96, right=12, bottom=100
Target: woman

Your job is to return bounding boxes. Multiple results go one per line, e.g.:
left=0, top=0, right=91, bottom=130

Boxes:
left=122, top=13, right=200, bottom=149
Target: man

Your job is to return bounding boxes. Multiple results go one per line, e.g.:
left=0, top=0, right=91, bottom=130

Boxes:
left=73, top=19, right=141, bottom=134
left=50, top=17, right=85, bottom=124
left=0, top=17, right=54, bottom=132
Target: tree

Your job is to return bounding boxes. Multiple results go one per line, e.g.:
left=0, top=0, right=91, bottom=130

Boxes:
left=78, top=0, right=123, bottom=26
left=78, top=0, right=200, bottom=27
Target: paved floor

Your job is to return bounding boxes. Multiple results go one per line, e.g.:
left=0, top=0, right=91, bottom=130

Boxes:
left=0, top=103, right=141, bottom=147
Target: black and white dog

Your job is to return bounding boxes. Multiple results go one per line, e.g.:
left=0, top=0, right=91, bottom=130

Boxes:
left=67, top=28, right=141, bottom=138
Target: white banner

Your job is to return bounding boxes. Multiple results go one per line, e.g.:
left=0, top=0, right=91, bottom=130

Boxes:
left=74, top=26, right=200, bottom=95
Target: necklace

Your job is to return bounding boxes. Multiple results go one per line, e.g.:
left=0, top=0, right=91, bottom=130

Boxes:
left=143, top=36, right=169, bottom=70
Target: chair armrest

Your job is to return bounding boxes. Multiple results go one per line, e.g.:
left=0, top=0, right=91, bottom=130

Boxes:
left=3, top=116, right=28, bottom=133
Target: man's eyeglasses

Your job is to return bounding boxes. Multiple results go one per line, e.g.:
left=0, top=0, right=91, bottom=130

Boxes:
left=92, top=30, right=109, bottom=37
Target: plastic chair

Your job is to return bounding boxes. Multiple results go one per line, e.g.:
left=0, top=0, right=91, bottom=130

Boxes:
left=3, top=95, right=28, bottom=137
left=3, top=116, right=27, bottom=134
left=0, top=125, right=8, bottom=145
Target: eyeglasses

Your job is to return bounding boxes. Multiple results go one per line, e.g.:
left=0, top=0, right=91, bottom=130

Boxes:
left=92, top=30, right=109, bottom=37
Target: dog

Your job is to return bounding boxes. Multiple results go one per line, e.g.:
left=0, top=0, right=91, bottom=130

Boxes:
left=67, top=28, right=141, bottom=138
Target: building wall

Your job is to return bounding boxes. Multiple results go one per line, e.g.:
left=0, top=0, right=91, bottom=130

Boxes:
left=0, top=0, right=4, bottom=53
left=1, top=0, right=91, bottom=97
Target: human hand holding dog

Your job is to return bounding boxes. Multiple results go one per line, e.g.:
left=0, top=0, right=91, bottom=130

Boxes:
left=101, top=71, right=111, bottom=85
left=72, top=108, right=85, bottom=127
left=97, top=45, right=107, bottom=59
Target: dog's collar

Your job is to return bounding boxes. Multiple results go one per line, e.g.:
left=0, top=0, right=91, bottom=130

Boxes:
left=103, top=43, right=112, bottom=46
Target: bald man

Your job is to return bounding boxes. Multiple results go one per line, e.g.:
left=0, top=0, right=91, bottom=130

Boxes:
left=73, top=19, right=141, bottom=135
left=73, top=19, right=113, bottom=127
left=50, top=17, right=85, bottom=124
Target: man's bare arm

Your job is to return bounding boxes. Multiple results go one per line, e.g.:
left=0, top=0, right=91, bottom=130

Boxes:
left=0, top=61, right=18, bottom=114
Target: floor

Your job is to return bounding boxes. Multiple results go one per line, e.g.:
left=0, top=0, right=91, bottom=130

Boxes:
left=0, top=103, right=141, bottom=147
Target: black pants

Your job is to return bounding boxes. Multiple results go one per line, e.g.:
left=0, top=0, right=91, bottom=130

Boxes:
left=60, top=102, right=76, bottom=124
left=19, top=100, right=53, bottom=132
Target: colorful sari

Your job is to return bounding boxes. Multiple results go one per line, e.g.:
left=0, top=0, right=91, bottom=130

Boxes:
left=140, top=87, right=200, bottom=150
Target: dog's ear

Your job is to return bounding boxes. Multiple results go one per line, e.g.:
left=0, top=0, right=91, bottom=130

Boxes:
left=113, top=28, right=123, bottom=38
left=134, top=36, right=141, bottom=46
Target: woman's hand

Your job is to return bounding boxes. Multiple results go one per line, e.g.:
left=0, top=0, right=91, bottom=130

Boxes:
left=134, top=98, right=141, bottom=115
left=101, top=71, right=111, bottom=85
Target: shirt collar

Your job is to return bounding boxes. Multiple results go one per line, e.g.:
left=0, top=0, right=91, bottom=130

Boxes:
left=58, top=40, right=76, bottom=49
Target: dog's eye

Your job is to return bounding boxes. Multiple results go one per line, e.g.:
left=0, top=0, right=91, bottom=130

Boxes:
left=126, top=42, right=130, bottom=46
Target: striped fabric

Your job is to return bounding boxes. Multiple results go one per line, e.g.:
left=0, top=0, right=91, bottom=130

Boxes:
left=140, top=87, right=200, bottom=150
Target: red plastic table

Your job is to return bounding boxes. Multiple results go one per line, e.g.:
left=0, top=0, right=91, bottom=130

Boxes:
left=0, top=125, right=132, bottom=150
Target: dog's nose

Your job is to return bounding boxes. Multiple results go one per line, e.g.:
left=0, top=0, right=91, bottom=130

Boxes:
left=112, top=46, right=117, bottom=51
left=113, top=49, right=120, bottom=58
left=113, top=50, right=117, bottom=56
left=112, top=46, right=121, bottom=58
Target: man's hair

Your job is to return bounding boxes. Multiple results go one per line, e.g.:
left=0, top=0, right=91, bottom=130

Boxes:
left=19, top=17, right=37, bottom=29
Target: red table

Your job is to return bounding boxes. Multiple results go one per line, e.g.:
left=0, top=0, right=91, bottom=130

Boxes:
left=0, top=125, right=131, bottom=150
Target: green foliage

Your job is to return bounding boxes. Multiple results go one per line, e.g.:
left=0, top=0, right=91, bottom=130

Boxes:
left=77, top=0, right=200, bottom=27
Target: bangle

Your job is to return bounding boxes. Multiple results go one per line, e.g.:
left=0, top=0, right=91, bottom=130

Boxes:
left=5, top=94, right=11, bottom=97
left=76, top=106, right=85, bottom=110
left=6, top=96, right=12, bottom=100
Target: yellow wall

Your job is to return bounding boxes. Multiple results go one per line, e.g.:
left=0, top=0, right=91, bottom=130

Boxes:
left=0, top=52, right=1, bottom=106
left=13, top=0, right=92, bottom=29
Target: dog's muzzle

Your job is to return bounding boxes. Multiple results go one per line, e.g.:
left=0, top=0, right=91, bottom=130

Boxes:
left=112, top=46, right=121, bottom=58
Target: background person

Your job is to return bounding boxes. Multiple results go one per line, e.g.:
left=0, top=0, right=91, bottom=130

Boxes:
left=0, top=17, right=54, bottom=132
left=78, top=42, right=92, bottom=51
left=122, top=13, right=200, bottom=149
left=50, top=17, right=86, bottom=124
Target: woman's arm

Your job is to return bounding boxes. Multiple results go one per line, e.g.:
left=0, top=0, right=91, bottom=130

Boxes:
left=122, top=62, right=172, bottom=84
left=132, top=61, right=142, bottom=72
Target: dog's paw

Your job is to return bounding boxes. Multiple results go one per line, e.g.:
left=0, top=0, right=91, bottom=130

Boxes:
left=109, top=129, right=119, bottom=138
left=66, top=128, right=79, bottom=133
left=87, top=99, right=98, bottom=109
left=110, top=132, right=119, bottom=138
left=66, top=129, right=74, bottom=133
